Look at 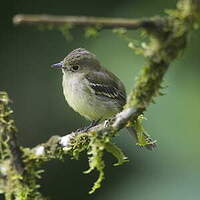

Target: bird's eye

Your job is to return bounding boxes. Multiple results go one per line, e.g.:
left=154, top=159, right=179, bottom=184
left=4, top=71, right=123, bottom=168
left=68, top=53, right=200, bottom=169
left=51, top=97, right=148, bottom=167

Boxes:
left=71, top=65, right=80, bottom=71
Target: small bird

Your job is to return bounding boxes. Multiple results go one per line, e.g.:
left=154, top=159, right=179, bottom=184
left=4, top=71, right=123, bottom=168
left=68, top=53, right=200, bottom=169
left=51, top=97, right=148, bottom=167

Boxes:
left=52, top=48, right=126, bottom=129
left=52, top=48, right=155, bottom=149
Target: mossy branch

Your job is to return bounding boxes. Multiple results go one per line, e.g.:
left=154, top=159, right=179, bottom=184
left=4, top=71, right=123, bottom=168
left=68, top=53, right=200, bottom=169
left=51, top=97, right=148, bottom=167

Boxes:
left=0, top=92, right=46, bottom=199
left=0, top=0, right=200, bottom=199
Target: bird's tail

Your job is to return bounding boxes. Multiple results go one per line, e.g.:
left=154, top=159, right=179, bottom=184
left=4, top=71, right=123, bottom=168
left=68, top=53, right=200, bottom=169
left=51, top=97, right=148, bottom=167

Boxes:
left=126, top=126, right=156, bottom=150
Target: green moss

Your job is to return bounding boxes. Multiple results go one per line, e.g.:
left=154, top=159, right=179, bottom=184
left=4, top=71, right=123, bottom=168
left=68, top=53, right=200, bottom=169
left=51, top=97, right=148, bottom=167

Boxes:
left=83, top=131, right=127, bottom=194
left=57, top=24, right=73, bottom=40
left=0, top=92, right=46, bottom=200
left=37, top=24, right=74, bottom=41
left=84, top=26, right=100, bottom=38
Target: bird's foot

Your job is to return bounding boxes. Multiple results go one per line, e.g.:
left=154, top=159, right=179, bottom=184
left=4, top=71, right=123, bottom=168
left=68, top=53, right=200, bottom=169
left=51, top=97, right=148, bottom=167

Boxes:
left=104, top=117, right=115, bottom=127
left=75, top=119, right=100, bottom=133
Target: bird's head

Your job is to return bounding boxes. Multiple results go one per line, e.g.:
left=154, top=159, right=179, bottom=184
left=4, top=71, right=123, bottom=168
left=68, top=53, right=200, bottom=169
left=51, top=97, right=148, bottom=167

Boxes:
left=51, top=48, right=101, bottom=75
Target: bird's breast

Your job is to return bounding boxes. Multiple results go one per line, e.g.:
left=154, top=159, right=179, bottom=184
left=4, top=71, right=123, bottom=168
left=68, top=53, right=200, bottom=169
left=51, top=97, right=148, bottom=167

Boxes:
left=62, top=74, right=121, bottom=121
left=62, top=74, right=94, bottom=119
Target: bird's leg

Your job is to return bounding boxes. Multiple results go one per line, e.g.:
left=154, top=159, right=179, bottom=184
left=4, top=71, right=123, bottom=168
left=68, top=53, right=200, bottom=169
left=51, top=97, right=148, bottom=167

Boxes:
left=76, top=119, right=101, bottom=133
left=90, top=119, right=101, bottom=127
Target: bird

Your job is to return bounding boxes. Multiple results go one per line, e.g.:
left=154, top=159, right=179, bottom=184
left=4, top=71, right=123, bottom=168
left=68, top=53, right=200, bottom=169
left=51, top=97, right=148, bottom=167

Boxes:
left=52, top=48, right=155, bottom=149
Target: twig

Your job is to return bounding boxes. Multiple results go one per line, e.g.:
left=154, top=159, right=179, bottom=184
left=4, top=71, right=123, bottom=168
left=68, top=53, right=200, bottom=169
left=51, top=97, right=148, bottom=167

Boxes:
left=13, top=14, right=164, bottom=30
left=32, top=108, right=140, bottom=158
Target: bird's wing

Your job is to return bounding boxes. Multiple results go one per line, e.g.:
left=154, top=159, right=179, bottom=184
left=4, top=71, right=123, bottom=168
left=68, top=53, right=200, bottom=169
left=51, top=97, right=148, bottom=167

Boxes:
left=85, top=70, right=126, bottom=106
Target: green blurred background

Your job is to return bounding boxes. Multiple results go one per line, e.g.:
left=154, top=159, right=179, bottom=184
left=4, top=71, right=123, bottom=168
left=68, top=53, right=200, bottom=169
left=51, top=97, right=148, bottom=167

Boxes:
left=1, top=0, right=200, bottom=199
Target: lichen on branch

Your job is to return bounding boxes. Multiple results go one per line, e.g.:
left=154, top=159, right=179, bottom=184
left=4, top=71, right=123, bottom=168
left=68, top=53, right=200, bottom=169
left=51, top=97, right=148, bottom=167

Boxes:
left=0, top=92, right=46, bottom=199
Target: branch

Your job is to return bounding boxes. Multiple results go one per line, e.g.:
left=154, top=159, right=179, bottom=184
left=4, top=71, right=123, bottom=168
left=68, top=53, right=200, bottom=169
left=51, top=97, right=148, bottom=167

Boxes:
left=31, top=108, right=140, bottom=157
left=0, top=92, right=24, bottom=175
left=0, top=92, right=46, bottom=199
left=13, top=14, right=162, bottom=30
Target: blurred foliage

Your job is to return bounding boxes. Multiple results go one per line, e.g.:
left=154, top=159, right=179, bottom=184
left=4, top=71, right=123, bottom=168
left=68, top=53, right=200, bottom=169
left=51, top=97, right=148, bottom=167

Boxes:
left=84, top=27, right=100, bottom=38
left=1, top=0, right=200, bottom=199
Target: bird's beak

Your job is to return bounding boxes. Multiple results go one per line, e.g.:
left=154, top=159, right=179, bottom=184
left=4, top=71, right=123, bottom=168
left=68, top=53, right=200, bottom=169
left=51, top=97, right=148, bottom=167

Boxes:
left=51, top=61, right=63, bottom=69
